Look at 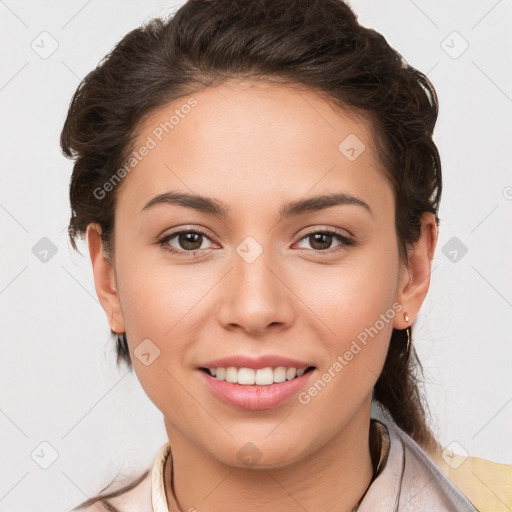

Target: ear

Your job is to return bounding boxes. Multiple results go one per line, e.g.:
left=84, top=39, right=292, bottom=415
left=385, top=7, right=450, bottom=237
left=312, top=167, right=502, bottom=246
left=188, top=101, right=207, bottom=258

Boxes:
left=86, top=223, right=126, bottom=333
left=394, top=212, right=438, bottom=330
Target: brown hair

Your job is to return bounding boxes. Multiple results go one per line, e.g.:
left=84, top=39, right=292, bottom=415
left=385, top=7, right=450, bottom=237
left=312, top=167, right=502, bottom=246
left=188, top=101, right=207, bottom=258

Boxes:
left=62, top=3, right=443, bottom=502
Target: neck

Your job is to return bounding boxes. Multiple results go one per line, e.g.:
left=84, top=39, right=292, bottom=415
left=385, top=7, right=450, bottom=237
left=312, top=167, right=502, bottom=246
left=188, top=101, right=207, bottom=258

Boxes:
left=163, top=397, right=375, bottom=512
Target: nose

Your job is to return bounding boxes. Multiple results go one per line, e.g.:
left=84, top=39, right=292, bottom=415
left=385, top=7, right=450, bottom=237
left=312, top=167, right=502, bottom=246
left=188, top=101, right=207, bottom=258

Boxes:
left=216, top=244, right=294, bottom=336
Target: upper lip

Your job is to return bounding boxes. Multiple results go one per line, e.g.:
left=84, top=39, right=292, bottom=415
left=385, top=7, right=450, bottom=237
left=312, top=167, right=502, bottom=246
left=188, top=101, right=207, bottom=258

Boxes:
left=198, top=354, right=315, bottom=370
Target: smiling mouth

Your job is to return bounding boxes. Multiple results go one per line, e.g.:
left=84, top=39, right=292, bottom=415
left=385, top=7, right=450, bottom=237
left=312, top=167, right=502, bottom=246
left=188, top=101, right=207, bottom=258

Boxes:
left=198, top=365, right=316, bottom=386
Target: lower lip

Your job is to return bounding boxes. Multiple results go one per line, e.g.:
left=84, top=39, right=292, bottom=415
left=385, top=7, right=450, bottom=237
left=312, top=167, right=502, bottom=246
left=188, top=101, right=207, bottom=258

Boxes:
left=198, top=369, right=316, bottom=410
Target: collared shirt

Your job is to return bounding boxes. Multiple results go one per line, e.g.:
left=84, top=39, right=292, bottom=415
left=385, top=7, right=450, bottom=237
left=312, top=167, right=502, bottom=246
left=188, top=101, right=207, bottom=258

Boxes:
left=357, top=417, right=478, bottom=511
left=81, top=415, right=508, bottom=512
left=148, top=416, right=478, bottom=512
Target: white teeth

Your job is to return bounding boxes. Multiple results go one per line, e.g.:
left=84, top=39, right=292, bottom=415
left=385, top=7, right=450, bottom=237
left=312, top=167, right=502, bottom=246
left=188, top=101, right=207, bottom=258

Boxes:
left=238, top=367, right=255, bottom=385
left=286, top=368, right=297, bottom=380
left=206, top=366, right=311, bottom=385
left=225, top=367, right=238, bottom=383
left=255, top=367, right=273, bottom=385
left=273, top=366, right=287, bottom=383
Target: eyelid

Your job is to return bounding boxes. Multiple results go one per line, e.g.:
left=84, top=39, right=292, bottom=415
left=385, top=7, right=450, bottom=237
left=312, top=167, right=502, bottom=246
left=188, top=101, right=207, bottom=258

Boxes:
left=296, top=225, right=353, bottom=240
left=157, top=225, right=213, bottom=241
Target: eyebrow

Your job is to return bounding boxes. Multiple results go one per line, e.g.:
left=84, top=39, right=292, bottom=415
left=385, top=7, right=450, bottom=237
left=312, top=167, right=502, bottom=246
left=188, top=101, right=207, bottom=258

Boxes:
left=141, top=191, right=372, bottom=219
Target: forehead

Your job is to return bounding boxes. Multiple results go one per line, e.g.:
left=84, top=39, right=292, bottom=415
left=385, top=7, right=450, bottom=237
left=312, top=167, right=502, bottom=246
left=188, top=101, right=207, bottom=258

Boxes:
left=116, top=80, right=391, bottom=215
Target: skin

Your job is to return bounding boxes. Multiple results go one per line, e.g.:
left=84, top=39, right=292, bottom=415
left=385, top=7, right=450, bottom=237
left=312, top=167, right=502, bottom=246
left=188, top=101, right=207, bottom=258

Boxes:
left=87, top=80, right=437, bottom=512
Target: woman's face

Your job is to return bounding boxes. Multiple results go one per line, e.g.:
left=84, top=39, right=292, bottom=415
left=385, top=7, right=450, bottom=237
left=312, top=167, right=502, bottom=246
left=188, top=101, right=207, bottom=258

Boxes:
left=90, top=80, right=434, bottom=468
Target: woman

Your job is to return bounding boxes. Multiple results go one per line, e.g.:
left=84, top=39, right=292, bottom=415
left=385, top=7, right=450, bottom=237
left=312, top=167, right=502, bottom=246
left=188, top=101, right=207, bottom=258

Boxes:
left=61, top=0, right=511, bottom=511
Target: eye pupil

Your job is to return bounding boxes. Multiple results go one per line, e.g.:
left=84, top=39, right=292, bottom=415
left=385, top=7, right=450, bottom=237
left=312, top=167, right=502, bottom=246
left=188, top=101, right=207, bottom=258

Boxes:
left=180, top=232, right=202, bottom=250
left=310, top=233, right=332, bottom=250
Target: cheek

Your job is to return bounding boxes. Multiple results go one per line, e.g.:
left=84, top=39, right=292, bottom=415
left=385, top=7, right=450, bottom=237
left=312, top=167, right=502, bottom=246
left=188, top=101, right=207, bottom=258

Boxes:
left=308, top=239, right=400, bottom=337
left=113, top=253, right=199, bottom=414
left=114, top=230, right=203, bottom=339
left=307, top=236, right=400, bottom=384
left=113, top=243, right=219, bottom=396
left=295, top=264, right=398, bottom=424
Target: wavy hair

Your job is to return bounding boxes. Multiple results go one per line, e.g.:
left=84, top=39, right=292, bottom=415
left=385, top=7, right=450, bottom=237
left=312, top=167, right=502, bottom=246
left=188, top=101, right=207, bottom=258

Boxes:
left=62, top=6, right=443, bottom=503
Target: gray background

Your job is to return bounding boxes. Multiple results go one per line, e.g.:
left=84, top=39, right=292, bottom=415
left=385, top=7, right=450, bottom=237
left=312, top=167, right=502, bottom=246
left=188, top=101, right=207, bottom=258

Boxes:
left=1, top=1, right=511, bottom=511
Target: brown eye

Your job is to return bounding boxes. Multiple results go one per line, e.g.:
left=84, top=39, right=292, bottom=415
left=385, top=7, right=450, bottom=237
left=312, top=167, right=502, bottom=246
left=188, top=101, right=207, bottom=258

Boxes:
left=157, top=228, right=214, bottom=255
left=296, top=229, right=354, bottom=253
left=308, top=232, right=334, bottom=251
left=176, top=232, right=204, bottom=251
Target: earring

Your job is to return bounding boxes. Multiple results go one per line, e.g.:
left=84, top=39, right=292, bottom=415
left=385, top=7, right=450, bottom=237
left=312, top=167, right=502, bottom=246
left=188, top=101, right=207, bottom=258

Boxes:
left=403, top=312, right=411, bottom=351
left=405, top=327, right=411, bottom=352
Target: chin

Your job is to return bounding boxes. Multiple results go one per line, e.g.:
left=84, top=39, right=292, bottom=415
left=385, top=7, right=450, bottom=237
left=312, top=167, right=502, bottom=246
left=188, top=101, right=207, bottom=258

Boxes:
left=208, top=432, right=313, bottom=470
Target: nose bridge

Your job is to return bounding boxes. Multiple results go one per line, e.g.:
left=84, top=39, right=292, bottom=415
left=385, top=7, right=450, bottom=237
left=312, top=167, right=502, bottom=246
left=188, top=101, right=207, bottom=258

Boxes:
left=217, top=233, right=292, bottom=333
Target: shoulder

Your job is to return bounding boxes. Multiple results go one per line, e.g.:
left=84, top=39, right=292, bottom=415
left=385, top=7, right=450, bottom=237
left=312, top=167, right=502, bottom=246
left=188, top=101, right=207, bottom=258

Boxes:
left=430, top=451, right=512, bottom=512
left=377, top=416, right=511, bottom=511
left=70, top=468, right=153, bottom=512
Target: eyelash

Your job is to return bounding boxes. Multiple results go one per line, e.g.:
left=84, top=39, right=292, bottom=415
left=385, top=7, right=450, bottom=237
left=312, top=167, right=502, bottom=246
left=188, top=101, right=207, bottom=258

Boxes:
left=156, top=227, right=355, bottom=256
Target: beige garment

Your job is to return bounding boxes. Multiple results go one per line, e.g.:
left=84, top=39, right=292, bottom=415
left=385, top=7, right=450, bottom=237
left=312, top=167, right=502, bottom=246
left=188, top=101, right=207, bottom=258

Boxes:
left=430, top=449, right=512, bottom=512
left=88, top=417, right=509, bottom=511
left=147, top=418, right=484, bottom=512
